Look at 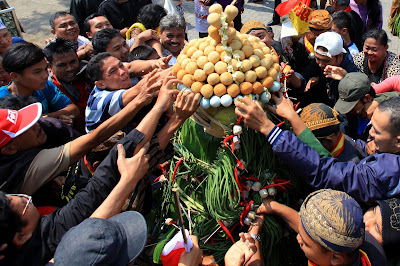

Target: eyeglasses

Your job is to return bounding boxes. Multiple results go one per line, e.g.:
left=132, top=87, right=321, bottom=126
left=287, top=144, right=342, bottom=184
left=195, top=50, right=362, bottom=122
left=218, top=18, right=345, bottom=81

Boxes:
left=7, top=194, right=32, bottom=216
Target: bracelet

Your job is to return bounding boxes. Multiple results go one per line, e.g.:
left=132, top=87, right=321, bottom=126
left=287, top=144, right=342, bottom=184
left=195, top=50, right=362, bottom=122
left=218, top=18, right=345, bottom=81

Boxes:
left=250, top=233, right=261, bottom=242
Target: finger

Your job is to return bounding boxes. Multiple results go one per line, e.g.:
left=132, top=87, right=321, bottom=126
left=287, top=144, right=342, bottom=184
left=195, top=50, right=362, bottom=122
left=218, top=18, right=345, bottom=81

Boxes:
left=117, top=144, right=126, bottom=160
left=137, top=141, right=150, bottom=157
left=190, top=235, right=199, bottom=247
left=192, top=93, right=201, bottom=108
left=266, top=104, right=277, bottom=114
left=235, top=106, right=247, bottom=117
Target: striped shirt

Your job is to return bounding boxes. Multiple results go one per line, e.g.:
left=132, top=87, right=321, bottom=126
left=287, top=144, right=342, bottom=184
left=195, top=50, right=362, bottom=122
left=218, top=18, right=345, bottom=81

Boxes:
left=85, top=86, right=125, bottom=132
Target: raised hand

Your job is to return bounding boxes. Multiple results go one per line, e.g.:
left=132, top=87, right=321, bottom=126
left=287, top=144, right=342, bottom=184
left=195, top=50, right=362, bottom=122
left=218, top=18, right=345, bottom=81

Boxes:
left=234, top=97, right=274, bottom=135
left=174, top=90, right=201, bottom=122
left=117, top=142, right=150, bottom=185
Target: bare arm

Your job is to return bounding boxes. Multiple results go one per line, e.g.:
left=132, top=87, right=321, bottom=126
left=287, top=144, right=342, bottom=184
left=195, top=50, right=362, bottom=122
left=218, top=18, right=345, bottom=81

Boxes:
left=46, top=103, right=80, bottom=120
left=125, top=56, right=172, bottom=77
left=121, top=69, right=162, bottom=107
left=267, top=92, right=306, bottom=136
left=157, top=90, right=200, bottom=150
left=134, top=73, right=181, bottom=153
left=90, top=143, right=149, bottom=219
left=256, top=198, right=301, bottom=233
left=68, top=81, right=158, bottom=164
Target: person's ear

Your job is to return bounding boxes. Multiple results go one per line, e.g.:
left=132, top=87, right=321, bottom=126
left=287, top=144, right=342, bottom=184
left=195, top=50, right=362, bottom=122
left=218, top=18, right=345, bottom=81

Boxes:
left=94, top=80, right=106, bottom=89
left=364, top=94, right=374, bottom=102
left=396, top=136, right=400, bottom=148
left=9, top=72, right=20, bottom=82
left=50, top=29, right=56, bottom=36
left=330, top=252, right=345, bottom=265
left=342, top=27, right=348, bottom=35
left=13, top=231, right=32, bottom=247
left=86, top=32, right=93, bottom=39
left=0, top=143, right=17, bottom=155
left=337, top=53, right=343, bottom=63
left=92, top=161, right=101, bottom=171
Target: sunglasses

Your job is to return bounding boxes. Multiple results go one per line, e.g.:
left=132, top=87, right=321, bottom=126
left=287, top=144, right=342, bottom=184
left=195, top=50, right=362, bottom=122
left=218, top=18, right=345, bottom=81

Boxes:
left=7, top=194, right=32, bottom=216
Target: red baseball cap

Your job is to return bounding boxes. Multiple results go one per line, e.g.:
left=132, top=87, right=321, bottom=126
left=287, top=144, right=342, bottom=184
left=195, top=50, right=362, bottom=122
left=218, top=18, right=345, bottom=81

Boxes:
left=0, top=103, right=42, bottom=149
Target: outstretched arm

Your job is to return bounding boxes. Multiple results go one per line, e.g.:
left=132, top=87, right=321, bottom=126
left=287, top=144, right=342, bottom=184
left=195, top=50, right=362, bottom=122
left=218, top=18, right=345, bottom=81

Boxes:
left=90, top=143, right=150, bottom=219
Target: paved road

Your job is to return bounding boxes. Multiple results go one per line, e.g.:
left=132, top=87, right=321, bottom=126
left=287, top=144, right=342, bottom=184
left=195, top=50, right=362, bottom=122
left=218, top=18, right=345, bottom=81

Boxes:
left=8, top=0, right=400, bottom=54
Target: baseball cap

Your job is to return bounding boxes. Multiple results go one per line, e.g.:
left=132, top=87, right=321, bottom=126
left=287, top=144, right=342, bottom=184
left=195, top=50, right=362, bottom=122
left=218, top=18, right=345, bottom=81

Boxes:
left=240, top=20, right=267, bottom=34
left=314, top=32, right=347, bottom=58
left=54, top=211, right=148, bottom=265
left=334, top=72, right=370, bottom=114
left=0, top=102, right=42, bottom=149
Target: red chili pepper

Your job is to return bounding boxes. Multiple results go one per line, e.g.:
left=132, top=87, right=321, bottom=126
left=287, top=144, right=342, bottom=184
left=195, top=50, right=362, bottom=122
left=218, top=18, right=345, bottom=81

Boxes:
left=154, top=175, right=161, bottom=183
left=294, top=102, right=300, bottom=111
left=235, top=116, right=243, bottom=125
left=276, top=121, right=285, bottom=127
left=218, top=220, right=235, bottom=244
left=239, top=200, right=254, bottom=226
left=234, top=167, right=245, bottom=200
left=236, top=159, right=245, bottom=170
left=223, top=135, right=235, bottom=150
left=172, top=157, right=184, bottom=183
left=241, top=176, right=259, bottom=182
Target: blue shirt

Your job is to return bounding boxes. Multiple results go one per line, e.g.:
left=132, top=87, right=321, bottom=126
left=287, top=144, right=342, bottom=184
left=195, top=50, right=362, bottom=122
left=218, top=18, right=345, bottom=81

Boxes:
left=0, top=81, right=71, bottom=114
left=85, top=86, right=125, bottom=132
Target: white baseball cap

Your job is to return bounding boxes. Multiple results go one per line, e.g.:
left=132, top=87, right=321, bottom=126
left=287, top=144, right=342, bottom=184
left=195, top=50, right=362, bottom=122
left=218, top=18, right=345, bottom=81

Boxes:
left=314, top=32, right=347, bottom=58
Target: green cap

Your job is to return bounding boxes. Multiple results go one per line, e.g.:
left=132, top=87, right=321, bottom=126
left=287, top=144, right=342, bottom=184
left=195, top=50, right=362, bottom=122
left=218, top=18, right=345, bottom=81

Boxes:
left=334, top=72, right=370, bottom=114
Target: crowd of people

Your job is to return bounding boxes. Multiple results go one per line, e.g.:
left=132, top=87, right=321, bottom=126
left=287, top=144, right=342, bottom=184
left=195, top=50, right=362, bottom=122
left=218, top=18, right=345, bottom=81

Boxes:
left=0, top=0, right=399, bottom=264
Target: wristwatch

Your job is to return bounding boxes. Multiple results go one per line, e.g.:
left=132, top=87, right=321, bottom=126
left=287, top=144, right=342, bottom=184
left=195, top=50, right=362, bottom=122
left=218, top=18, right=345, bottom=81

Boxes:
left=250, top=233, right=261, bottom=242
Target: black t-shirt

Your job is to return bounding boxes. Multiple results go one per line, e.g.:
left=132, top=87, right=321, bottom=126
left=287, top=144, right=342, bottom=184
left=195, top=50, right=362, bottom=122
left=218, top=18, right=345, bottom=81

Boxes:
left=9, top=129, right=145, bottom=265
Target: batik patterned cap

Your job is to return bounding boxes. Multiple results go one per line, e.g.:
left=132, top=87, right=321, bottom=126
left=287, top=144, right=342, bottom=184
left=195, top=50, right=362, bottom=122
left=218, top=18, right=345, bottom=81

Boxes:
left=300, top=189, right=365, bottom=253
left=376, top=198, right=400, bottom=246
left=300, top=103, right=341, bottom=137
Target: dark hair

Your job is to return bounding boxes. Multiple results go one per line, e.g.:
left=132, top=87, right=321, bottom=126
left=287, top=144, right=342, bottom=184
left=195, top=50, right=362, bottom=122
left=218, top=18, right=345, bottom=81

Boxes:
left=366, top=0, right=381, bottom=30
left=363, top=28, right=388, bottom=46
left=332, top=11, right=351, bottom=30
left=84, top=13, right=107, bottom=35
left=43, top=38, right=77, bottom=65
left=0, top=192, right=24, bottom=250
left=86, top=52, right=113, bottom=82
left=0, top=95, right=38, bottom=109
left=137, top=4, right=167, bottom=30
left=2, top=42, right=45, bottom=74
left=334, top=0, right=350, bottom=6
left=368, top=86, right=376, bottom=97
left=92, top=28, right=121, bottom=54
left=49, top=11, right=74, bottom=30
left=130, top=45, right=157, bottom=61
left=378, top=97, right=400, bottom=136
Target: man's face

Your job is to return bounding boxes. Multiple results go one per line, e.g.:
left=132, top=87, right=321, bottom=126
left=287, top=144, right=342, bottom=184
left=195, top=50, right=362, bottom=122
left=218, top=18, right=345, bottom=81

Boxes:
left=364, top=205, right=383, bottom=245
left=369, top=108, right=400, bottom=154
left=160, top=28, right=185, bottom=56
left=106, top=36, right=129, bottom=62
left=14, top=123, right=47, bottom=151
left=331, top=23, right=345, bottom=39
left=86, top=16, right=112, bottom=39
left=297, top=224, right=332, bottom=266
left=307, top=28, right=330, bottom=45
left=51, top=14, right=80, bottom=42
left=349, top=97, right=374, bottom=120
left=50, top=51, right=80, bottom=83
left=315, top=48, right=342, bottom=70
left=13, top=59, right=49, bottom=91
left=0, top=28, right=11, bottom=55
left=7, top=195, right=40, bottom=246
left=249, top=29, right=273, bottom=47
left=96, top=56, right=131, bottom=90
